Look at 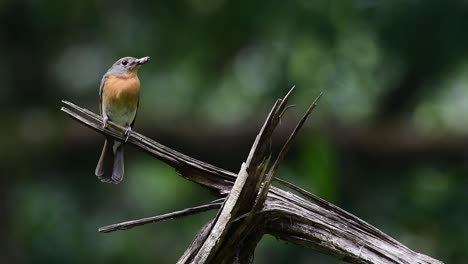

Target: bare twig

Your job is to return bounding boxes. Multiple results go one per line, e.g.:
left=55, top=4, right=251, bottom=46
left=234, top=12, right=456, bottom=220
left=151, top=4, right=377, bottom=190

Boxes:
left=99, top=202, right=222, bottom=233
left=260, top=92, right=323, bottom=208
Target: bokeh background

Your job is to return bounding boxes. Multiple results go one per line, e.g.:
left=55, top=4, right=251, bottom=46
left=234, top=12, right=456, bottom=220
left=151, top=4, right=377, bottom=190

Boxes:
left=2, top=0, right=468, bottom=263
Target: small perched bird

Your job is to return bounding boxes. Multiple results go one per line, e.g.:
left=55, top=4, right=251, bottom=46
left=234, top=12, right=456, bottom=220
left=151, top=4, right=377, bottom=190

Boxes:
left=95, top=56, right=150, bottom=183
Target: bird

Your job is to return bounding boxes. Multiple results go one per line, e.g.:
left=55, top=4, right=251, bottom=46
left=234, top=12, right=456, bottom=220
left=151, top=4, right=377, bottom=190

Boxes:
left=95, top=56, right=150, bottom=184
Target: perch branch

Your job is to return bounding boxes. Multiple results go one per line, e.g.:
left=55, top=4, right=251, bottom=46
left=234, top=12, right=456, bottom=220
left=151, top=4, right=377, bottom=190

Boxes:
left=61, top=88, right=443, bottom=264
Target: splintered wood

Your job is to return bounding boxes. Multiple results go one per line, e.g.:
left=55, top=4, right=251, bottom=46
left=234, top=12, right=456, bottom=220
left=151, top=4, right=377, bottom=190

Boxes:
left=62, top=88, right=443, bottom=264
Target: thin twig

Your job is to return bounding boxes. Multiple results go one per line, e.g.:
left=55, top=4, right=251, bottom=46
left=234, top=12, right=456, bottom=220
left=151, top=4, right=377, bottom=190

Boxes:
left=279, top=104, right=296, bottom=119
left=256, top=92, right=323, bottom=208
left=99, top=202, right=222, bottom=233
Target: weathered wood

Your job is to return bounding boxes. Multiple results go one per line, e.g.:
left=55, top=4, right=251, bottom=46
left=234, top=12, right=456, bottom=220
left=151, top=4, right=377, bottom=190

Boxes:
left=99, top=202, right=222, bottom=233
left=189, top=163, right=251, bottom=263
left=61, top=88, right=443, bottom=264
left=209, top=93, right=322, bottom=263
left=181, top=88, right=297, bottom=262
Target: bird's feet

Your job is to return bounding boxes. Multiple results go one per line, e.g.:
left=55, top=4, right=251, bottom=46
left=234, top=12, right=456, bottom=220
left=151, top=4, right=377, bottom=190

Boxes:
left=124, top=127, right=132, bottom=143
left=103, top=116, right=109, bottom=129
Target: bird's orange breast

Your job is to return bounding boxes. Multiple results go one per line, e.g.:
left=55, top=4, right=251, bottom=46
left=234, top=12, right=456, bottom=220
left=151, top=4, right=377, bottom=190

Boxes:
left=102, top=74, right=140, bottom=109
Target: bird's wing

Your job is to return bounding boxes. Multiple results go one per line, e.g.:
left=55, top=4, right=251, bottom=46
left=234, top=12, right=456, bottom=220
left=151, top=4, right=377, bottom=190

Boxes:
left=130, top=98, right=139, bottom=128
left=99, top=74, right=108, bottom=115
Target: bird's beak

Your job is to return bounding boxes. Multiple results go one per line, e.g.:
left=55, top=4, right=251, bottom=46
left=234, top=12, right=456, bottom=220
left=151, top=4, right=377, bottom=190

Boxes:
left=135, top=56, right=151, bottom=65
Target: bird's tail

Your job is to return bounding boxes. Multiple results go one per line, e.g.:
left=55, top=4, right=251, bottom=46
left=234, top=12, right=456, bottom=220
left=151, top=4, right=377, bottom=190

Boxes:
left=95, top=139, right=125, bottom=184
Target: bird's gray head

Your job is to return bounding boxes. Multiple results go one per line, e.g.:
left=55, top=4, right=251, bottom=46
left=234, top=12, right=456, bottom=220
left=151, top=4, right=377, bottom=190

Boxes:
left=106, top=56, right=150, bottom=76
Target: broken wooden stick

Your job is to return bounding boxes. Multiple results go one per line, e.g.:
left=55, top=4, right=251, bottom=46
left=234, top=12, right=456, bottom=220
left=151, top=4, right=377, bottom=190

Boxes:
left=61, top=87, right=443, bottom=264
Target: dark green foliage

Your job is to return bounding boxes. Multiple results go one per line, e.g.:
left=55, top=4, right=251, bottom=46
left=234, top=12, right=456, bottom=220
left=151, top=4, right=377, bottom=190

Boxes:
left=2, top=1, right=467, bottom=263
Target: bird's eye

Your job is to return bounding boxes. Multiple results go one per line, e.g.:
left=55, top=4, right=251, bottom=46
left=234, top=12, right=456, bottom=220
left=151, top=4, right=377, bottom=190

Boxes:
left=121, top=60, right=128, bottom=66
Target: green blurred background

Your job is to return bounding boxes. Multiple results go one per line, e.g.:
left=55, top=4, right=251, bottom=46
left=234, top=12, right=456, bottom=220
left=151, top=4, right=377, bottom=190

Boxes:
left=2, top=0, right=468, bottom=263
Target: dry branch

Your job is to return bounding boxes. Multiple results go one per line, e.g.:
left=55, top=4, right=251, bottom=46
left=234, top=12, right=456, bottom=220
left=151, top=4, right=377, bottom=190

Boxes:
left=99, top=202, right=222, bottom=233
left=61, top=88, right=443, bottom=264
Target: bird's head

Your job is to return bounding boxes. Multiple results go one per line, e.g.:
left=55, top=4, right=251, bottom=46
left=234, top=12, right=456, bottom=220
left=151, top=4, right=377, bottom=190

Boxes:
left=107, top=56, right=150, bottom=76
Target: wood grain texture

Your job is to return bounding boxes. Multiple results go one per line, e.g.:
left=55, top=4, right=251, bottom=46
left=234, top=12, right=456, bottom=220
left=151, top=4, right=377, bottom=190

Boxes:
left=61, top=89, right=443, bottom=264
